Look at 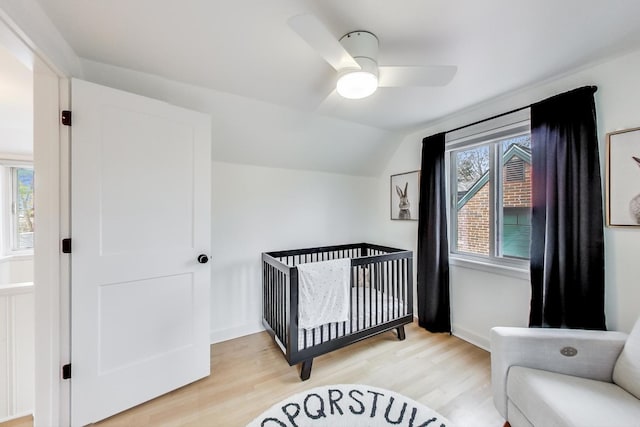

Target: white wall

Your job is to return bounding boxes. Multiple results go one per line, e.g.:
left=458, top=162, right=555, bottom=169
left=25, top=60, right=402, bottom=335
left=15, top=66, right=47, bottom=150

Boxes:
left=0, top=284, right=34, bottom=422
left=375, top=49, right=640, bottom=349
left=210, top=161, right=377, bottom=342
left=8, top=258, right=31, bottom=283
left=0, top=256, right=34, bottom=420
left=0, top=257, right=33, bottom=284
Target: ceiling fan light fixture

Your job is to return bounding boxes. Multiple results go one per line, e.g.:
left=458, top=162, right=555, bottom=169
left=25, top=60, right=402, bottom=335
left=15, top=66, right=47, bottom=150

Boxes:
left=336, top=55, right=379, bottom=99
left=336, top=70, right=378, bottom=99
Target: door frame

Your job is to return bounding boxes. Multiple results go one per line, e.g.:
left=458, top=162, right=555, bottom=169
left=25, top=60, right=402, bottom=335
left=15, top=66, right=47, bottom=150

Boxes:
left=0, top=11, right=70, bottom=427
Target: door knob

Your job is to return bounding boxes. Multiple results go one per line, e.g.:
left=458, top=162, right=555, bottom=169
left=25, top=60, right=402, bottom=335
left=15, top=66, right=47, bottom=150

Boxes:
left=197, top=254, right=209, bottom=264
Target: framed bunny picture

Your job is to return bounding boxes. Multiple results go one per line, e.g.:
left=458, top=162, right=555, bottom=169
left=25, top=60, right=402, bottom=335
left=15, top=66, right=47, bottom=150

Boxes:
left=606, top=127, right=640, bottom=226
left=390, top=170, right=420, bottom=220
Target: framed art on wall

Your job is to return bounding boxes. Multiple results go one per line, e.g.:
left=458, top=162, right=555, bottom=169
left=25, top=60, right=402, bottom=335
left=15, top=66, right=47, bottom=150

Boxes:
left=606, top=127, right=640, bottom=226
left=390, top=170, right=419, bottom=220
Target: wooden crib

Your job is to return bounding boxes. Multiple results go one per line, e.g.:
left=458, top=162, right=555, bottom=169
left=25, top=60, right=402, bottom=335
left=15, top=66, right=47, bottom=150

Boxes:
left=262, top=243, right=413, bottom=380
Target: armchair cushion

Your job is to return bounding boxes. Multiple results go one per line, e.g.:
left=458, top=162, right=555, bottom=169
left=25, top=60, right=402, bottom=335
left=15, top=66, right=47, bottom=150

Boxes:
left=613, top=317, right=640, bottom=399
left=508, top=366, right=640, bottom=427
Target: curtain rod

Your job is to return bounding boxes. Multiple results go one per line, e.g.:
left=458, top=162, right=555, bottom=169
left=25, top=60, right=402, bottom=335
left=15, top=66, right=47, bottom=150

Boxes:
left=445, top=105, right=530, bottom=135
left=445, top=85, right=598, bottom=135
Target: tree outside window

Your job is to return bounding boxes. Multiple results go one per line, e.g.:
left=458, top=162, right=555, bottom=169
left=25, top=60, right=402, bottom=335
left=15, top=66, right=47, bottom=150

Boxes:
left=14, top=167, right=34, bottom=250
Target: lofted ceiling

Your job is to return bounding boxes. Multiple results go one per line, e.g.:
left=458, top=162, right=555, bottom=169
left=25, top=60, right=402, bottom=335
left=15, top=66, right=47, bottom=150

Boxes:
left=3, top=0, right=638, bottom=176
left=31, top=0, right=640, bottom=132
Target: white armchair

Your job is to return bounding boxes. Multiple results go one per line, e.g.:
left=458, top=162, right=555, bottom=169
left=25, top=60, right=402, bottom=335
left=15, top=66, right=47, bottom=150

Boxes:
left=491, top=317, right=640, bottom=427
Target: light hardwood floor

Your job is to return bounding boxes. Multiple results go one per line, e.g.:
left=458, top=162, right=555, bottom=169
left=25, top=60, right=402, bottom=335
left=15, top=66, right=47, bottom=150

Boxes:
left=0, top=416, right=31, bottom=427
left=2, top=321, right=504, bottom=426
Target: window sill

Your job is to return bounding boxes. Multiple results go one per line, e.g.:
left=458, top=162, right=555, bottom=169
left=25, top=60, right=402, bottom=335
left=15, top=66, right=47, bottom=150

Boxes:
left=0, top=252, right=34, bottom=264
left=449, top=255, right=529, bottom=280
left=0, top=281, right=34, bottom=296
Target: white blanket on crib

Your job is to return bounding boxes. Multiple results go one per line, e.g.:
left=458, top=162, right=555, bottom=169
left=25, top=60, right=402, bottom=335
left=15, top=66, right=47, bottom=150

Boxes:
left=297, top=258, right=350, bottom=330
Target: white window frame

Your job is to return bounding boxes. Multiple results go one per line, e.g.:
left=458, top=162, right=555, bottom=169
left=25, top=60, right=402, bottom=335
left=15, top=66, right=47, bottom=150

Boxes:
left=0, top=160, right=34, bottom=258
left=445, top=109, right=531, bottom=278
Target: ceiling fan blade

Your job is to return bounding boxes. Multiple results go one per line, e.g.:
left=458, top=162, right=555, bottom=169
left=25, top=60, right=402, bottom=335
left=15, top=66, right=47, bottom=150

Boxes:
left=378, top=65, right=457, bottom=87
left=287, top=14, right=360, bottom=71
left=315, top=88, right=342, bottom=113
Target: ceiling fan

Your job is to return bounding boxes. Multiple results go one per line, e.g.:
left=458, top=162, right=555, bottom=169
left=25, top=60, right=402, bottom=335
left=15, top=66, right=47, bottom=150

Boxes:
left=288, top=14, right=457, bottom=100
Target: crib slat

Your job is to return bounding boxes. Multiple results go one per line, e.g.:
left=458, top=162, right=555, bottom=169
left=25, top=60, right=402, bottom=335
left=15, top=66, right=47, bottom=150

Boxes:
left=359, top=266, right=363, bottom=332
left=263, top=263, right=267, bottom=328
left=394, top=259, right=398, bottom=318
left=268, top=265, right=273, bottom=334
left=273, top=267, right=277, bottom=337
left=385, top=260, right=390, bottom=322
left=381, top=261, right=386, bottom=323
left=400, top=259, right=407, bottom=314
left=380, top=262, right=384, bottom=324
left=278, top=271, right=283, bottom=344
left=378, top=262, right=382, bottom=324
left=369, top=265, right=373, bottom=328
left=303, top=325, right=307, bottom=349
left=393, top=259, right=400, bottom=317
left=277, top=269, right=281, bottom=342
left=289, top=267, right=298, bottom=354
left=274, top=269, right=278, bottom=341
left=391, top=259, right=398, bottom=317
left=265, top=264, right=269, bottom=329
left=283, top=270, right=286, bottom=339
left=278, top=269, right=282, bottom=341
left=374, top=262, right=379, bottom=326
left=273, top=267, right=278, bottom=338
left=399, top=259, right=403, bottom=316
left=356, top=266, right=360, bottom=331
left=272, top=267, right=276, bottom=339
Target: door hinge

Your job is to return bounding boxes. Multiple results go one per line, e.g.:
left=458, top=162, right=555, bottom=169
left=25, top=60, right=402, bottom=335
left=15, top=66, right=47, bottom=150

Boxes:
left=62, top=363, right=71, bottom=380
left=61, top=110, right=72, bottom=126
left=62, top=238, right=72, bottom=254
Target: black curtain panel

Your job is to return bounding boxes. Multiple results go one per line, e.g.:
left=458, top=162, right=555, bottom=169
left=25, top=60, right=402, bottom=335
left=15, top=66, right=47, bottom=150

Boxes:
left=529, top=86, right=606, bottom=330
left=417, top=132, right=451, bottom=333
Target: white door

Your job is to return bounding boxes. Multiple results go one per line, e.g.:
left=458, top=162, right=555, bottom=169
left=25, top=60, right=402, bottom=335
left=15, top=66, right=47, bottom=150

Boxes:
left=70, top=79, right=211, bottom=426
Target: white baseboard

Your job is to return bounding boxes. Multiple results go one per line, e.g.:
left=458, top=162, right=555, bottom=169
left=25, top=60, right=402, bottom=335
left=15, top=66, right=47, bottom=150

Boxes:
left=210, top=323, right=264, bottom=344
left=451, top=324, right=490, bottom=352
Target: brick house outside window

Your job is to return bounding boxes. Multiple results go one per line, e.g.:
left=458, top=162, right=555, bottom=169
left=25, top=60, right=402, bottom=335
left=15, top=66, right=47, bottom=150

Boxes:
left=456, top=144, right=532, bottom=258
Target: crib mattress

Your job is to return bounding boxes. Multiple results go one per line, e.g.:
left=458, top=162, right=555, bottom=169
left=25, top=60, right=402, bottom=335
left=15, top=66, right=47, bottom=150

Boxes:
left=297, top=287, right=407, bottom=350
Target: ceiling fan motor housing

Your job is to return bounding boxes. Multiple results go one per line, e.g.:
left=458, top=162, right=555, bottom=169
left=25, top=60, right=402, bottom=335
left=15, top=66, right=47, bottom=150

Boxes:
left=339, top=31, right=379, bottom=76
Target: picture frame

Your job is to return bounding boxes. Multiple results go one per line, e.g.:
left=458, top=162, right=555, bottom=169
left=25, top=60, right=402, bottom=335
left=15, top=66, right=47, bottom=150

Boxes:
left=390, top=170, right=420, bottom=220
left=606, top=127, right=640, bottom=226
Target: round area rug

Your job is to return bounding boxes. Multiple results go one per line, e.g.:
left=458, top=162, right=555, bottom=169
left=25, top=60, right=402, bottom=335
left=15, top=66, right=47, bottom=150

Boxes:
left=247, top=384, right=453, bottom=427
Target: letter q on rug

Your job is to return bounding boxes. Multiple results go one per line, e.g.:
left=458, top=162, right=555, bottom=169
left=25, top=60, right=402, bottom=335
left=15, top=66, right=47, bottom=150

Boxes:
left=247, top=384, right=453, bottom=427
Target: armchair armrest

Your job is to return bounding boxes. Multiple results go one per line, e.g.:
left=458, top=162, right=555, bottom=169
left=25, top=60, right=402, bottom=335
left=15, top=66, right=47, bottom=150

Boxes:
left=490, top=326, right=628, bottom=418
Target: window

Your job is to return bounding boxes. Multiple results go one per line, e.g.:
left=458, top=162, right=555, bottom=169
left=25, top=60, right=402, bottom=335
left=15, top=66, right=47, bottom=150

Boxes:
left=11, top=167, right=34, bottom=251
left=0, top=163, right=34, bottom=255
left=447, top=114, right=531, bottom=269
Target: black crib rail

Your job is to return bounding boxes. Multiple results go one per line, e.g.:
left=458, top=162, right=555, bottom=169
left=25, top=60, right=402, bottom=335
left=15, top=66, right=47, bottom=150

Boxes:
left=262, top=243, right=413, bottom=380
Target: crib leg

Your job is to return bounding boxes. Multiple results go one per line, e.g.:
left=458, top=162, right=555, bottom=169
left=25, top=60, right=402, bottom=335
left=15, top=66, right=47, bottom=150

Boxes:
left=396, top=326, right=406, bottom=341
left=300, top=359, right=313, bottom=381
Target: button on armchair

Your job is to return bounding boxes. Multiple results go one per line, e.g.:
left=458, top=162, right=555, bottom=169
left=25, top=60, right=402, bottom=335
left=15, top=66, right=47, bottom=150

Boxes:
left=490, top=317, right=640, bottom=426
